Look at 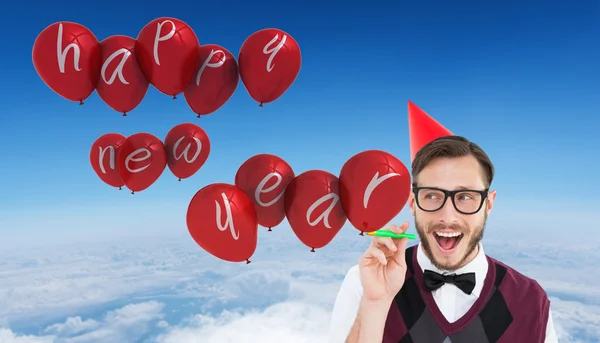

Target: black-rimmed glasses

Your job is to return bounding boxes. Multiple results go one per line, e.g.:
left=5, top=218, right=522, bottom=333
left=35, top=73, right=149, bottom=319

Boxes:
left=412, top=186, right=489, bottom=215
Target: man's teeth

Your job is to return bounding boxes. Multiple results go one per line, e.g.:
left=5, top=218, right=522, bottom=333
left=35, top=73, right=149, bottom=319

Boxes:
left=435, top=232, right=462, bottom=238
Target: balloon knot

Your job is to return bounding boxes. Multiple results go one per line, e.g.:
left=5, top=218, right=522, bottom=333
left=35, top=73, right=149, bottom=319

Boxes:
left=172, top=95, right=177, bottom=100
left=178, top=178, right=181, bottom=181
left=258, top=103, right=263, bottom=107
left=122, top=112, right=127, bottom=116
left=131, top=191, right=135, bottom=195
left=268, top=227, right=272, bottom=231
left=79, top=100, right=84, bottom=105
left=311, top=248, right=315, bottom=252
left=246, top=259, right=251, bottom=264
left=197, top=114, right=201, bottom=118
left=118, top=187, right=122, bottom=190
left=359, top=232, right=364, bottom=236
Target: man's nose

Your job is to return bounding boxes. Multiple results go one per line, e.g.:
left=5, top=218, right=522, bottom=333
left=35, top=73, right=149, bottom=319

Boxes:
left=437, top=197, right=459, bottom=223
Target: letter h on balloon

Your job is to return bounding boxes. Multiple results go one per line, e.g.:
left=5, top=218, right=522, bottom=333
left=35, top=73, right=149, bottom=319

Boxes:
left=56, top=23, right=82, bottom=73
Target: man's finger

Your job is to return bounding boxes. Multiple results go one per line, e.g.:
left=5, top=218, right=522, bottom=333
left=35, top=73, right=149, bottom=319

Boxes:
left=365, top=247, right=388, bottom=265
left=391, top=237, right=409, bottom=268
left=373, top=237, right=397, bottom=252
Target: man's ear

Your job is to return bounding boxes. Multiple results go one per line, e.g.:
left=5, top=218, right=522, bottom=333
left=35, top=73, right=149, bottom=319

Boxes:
left=486, top=190, right=497, bottom=215
left=409, top=192, right=416, bottom=216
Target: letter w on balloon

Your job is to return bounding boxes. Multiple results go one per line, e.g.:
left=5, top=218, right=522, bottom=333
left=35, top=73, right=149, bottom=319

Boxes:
left=172, top=136, right=202, bottom=163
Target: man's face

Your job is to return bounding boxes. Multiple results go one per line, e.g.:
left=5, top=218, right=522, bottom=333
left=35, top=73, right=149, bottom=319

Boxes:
left=409, top=155, right=496, bottom=271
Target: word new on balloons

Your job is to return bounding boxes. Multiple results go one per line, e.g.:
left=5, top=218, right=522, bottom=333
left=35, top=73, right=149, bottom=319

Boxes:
left=96, top=35, right=149, bottom=116
left=90, top=123, right=211, bottom=193
left=284, top=170, right=347, bottom=252
left=187, top=183, right=258, bottom=263
left=33, top=19, right=302, bottom=118
left=235, top=154, right=295, bottom=230
left=339, top=150, right=411, bottom=234
left=32, top=22, right=102, bottom=104
left=239, top=28, right=301, bottom=106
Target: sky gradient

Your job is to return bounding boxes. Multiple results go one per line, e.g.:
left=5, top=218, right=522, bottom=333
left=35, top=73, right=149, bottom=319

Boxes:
left=0, top=0, right=598, bottom=246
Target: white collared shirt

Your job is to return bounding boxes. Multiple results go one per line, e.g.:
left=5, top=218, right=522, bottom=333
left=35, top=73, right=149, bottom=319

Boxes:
left=328, top=243, right=558, bottom=343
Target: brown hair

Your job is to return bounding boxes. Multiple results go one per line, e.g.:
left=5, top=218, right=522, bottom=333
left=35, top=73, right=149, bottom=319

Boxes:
left=411, top=135, right=495, bottom=188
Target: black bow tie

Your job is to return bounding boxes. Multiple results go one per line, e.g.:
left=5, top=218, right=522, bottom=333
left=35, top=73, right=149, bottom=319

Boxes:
left=423, top=269, right=476, bottom=295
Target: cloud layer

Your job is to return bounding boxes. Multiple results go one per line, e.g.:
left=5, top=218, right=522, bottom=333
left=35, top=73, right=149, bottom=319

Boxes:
left=0, top=223, right=598, bottom=343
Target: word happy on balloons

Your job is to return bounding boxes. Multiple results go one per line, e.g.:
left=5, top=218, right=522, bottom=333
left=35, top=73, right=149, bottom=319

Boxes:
left=32, top=19, right=302, bottom=117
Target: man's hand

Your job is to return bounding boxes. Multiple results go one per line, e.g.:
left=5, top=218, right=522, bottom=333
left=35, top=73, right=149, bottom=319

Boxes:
left=358, top=222, right=410, bottom=303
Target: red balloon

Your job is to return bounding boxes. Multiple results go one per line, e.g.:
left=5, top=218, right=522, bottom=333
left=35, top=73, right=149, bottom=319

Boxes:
left=235, top=154, right=295, bottom=230
left=183, top=44, right=239, bottom=117
left=90, top=133, right=126, bottom=189
left=32, top=22, right=102, bottom=104
left=117, top=133, right=167, bottom=193
left=187, top=183, right=258, bottom=263
left=96, top=35, right=149, bottom=116
left=284, top=170, right=347, bottom=251
left=164, top=123, right=210, bottom=181
left=135, top=18, right=199, bottom=98
left=238, top=28, right=301, bottom=106
left=339, top=150, right=411, bottom=233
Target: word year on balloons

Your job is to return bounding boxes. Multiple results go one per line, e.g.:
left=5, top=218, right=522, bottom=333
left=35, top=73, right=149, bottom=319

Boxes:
left=89, top=123, right=210, bottom=193
left=186, top=151, right=412, bottom=263
left=32, top=19, right=302, bottom=117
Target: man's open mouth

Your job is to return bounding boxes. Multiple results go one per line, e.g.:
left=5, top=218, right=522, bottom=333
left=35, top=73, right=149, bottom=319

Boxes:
left=433, top=231, right=464, bottom=252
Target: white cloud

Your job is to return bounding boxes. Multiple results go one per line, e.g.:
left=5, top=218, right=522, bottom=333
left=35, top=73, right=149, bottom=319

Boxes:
left=0, top=221, right=598, bottom=342
left=155, top=301, right=330, bottom=343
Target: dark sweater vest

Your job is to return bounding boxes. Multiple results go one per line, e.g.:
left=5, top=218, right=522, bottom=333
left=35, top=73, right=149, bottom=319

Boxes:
left=383, top=246, right=550, bottom=343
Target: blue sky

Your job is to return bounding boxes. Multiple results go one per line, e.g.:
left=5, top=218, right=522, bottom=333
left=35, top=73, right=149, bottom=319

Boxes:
left=0, top=0, right=598, bottom=243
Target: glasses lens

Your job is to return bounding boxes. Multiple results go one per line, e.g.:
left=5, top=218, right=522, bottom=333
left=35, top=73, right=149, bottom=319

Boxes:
left=417, top=189, right=446, bottom=211
left=453, top=191, right=483, bottom=213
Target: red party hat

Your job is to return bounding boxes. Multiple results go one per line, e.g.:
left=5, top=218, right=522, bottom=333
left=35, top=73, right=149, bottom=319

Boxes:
left=408, top=101, right=453, bottom=162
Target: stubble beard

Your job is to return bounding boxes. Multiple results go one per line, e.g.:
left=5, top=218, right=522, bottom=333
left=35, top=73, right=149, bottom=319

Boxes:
left=415, top=213, right=487, bottom=272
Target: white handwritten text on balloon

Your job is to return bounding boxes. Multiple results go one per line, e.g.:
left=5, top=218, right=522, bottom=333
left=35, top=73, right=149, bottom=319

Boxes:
left=101, top=48, right=131, bottom=85
left=263, top=34, right=287, bottom=73
left=56, top=23, right=81, bottom=74
left=254, top=172, right=284, bottom=207
left=215, top=192, right=239, bottom=240
left=306, top=193, right=340, bottom=228
left=196, top=49, right=226, bottom=85
left=98, top=146, right=116, bottom=174
left=172, top=136, right=202, bottom=163
left=363, top=172, right=400, bottom=208
left=125, top=148, right=152, bottom=173
left=153, top=20, right=176, bottom=66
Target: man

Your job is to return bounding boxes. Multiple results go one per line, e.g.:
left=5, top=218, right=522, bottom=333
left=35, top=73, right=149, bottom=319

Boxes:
left=328, top=135, right=558, bottom=343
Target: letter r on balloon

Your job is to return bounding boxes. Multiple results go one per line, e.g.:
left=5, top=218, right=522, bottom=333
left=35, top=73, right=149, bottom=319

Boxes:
left=364, top=172, right=400, bottom=208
